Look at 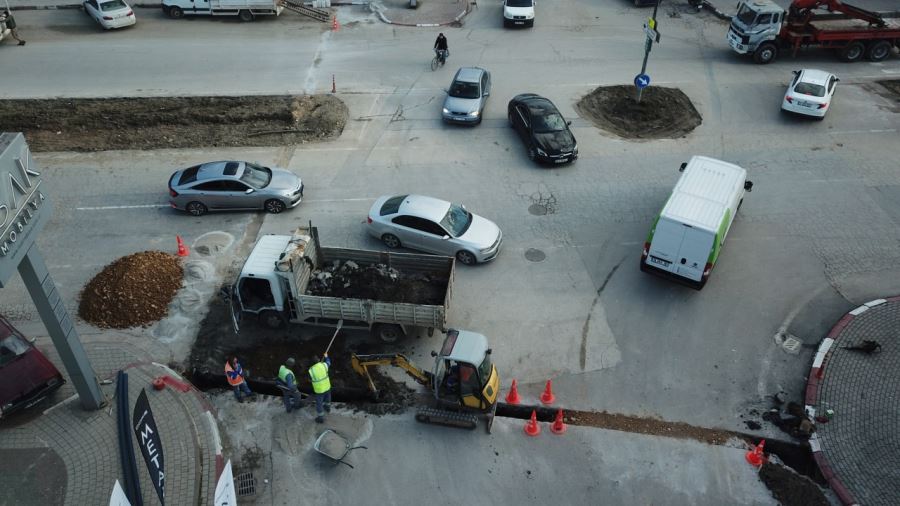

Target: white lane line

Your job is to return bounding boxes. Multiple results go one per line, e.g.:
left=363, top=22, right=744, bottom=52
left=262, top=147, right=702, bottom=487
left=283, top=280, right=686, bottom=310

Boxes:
left=305, top=198, right=375, bottom=203
left=76, top=204, right=168, bottom=210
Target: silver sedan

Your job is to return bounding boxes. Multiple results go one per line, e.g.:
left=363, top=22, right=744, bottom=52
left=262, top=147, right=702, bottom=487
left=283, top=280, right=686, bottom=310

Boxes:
left=366, top=194, right=502, bottom=265
left=168, top=161, right=303, bottom=216
left=442, top=67, right=491, bottom=125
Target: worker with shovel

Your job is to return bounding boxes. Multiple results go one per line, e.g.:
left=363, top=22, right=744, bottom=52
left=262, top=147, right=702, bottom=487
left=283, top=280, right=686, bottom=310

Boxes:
left=310, top=320, right=341, bottom=423
left=276, top=358, right=304, bottom=413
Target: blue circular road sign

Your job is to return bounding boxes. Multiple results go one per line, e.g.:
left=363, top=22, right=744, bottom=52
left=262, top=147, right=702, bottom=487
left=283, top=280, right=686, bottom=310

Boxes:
left=634, top=74, right=651, bottom=89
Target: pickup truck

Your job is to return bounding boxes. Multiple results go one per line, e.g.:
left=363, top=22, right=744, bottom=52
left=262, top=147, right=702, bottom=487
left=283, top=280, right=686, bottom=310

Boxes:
left=163, top=0, right=283, bottom=21
left=227, top=225, right=454, bottom=343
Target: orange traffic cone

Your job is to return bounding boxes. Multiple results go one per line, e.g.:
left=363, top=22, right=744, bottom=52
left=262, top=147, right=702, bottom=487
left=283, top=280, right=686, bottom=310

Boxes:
left=745, top=439, right=767, bottom=467
left=176, top=235, right=189, bottom=257
left=523, top=410, right=540, bottom=437
left=550, top=408, right=567, bottom=435
left=505, top=379, right=521, bottom=405
left=540, top=379, right=556, bottom=405
left=332, top=15, right=339, bottom=31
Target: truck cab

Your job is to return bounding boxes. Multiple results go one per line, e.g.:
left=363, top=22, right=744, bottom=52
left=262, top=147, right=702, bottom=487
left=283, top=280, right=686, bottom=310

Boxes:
left=229, top=234, right=294, bottom=330
left=727, top=0, right=785, bottom=62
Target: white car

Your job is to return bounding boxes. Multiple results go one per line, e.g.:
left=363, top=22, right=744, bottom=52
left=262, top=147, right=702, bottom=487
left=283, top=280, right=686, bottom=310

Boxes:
left=503, top=0, right=535, bottom=28
left=83, top=0, right=136, bottom=30
left=781, top=69, right=838, bottom=119
left=366, top=194, right=502, bottom=265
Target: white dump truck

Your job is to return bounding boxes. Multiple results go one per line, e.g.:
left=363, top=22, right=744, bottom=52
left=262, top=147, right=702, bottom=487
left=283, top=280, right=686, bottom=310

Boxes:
left=225, top=225, right=455, bottom=342
left=640, top=156, right=753, bottom=289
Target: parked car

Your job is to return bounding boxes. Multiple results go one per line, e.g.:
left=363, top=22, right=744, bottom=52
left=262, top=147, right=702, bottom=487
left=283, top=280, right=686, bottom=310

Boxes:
left=83, top=0, right=136, bottom=30
left=442, top=67, right=491, bottom=125
left=366, top=194, right=502, bottom=265
left=168, top=160, right=303, bottom=216
left=507, top=94, right=578, bottom=165
left=0, top=315, right=65, bottom=419
left=502, top=0, right=535, bottom=27
left=781, top=69, right=838, bottom=119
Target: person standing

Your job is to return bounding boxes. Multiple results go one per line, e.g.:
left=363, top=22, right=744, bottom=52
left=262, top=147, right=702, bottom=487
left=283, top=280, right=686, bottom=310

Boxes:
left=276, top=358, right=303, bottom=413
left=224, top=356, right=253, bottom=402
left=308, top=353, right=332, bottom=423
left=0, top=10, right=26, bottom=46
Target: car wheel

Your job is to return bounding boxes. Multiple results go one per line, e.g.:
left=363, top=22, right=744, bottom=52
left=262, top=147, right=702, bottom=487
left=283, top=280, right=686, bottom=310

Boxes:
left=186, top=201, right=207, bottom=216
left=373, top=323, right=404, bottom=343
left=259, top=310, right=285, bottom=329
left=753, top=42, right=777, bottom=64
left=838, top=41, right=864, bottom=62
left=866, top=40, right=892, bottom=62
left=264, top=199, right=286, bottom=214
left=508, top=110, right=515, bottom=127
left=381, top=234, right=401, bottom=249
left=527, top=146, right=537, bottom=161
left=456, top=250, right=477, bottom=265
left=238, top=10, right=254, bottom=22
left=168, top=5, right=184, bottom=18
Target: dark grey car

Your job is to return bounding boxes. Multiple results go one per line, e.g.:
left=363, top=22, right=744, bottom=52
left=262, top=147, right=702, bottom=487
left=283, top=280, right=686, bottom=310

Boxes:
left=442, top=67, right=491, bottom=125
left=168, top=161, right=303, bottom=216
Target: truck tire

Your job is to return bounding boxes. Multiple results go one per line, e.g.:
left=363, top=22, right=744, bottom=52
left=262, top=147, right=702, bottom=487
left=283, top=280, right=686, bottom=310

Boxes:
left=373, top=323, right=404, bottom=343
left=167, top=5, right=184, bottom=18
left=866, top=41, right=892, bottom=62
left=238, top=9, right=254, bottom=22
left=838, top=41, right=864, bottom=62
left=259, top=310, right=285, bottom=329
left=753, top=43, right=777, bottom=64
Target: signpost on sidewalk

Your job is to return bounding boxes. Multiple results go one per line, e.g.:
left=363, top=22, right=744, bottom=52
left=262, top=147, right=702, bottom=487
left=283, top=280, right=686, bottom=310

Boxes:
left=635, top=0, right=663, bottom=104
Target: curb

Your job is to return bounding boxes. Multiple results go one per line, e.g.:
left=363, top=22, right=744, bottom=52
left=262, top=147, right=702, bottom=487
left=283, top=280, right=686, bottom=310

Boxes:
left=804, top=296, right=898, bottom=506
left=371, top=0, right=468, bottom=27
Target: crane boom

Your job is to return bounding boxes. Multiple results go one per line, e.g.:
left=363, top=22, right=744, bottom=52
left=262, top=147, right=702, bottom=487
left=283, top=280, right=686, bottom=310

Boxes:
left=790, top=0, right=885, bottom=27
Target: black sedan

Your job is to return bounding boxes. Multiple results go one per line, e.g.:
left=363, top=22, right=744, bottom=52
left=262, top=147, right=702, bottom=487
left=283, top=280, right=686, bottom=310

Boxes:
left=507, top=94, right=577, bottom=165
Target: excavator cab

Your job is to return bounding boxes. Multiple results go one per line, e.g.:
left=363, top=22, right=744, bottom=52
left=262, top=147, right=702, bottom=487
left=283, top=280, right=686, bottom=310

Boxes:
left=431, top=329, right=499, bottom=411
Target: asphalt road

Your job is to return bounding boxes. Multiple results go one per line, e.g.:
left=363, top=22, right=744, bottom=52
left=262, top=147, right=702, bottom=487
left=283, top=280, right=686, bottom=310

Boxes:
left=1, top=0, right=899, bottom=501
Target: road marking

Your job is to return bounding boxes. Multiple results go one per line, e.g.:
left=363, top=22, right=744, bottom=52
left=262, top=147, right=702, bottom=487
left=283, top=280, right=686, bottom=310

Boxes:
left=75, top=204, right=168, bottom=210
left=305, top=198, right=375, bottom=203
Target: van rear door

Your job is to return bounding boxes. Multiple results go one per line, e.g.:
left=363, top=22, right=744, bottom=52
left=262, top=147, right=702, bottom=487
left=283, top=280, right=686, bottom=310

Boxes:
left=674, top=226, right=714, bottom=282
left=645, top=218, right=682, bottom=275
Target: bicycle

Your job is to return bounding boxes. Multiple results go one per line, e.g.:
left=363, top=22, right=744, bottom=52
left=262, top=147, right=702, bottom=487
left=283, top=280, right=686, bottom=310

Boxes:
left=431, top=49, right=448, bottom=71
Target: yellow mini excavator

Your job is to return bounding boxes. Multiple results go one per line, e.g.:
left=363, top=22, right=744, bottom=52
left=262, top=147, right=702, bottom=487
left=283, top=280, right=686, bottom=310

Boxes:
left=351, top=329, right=500, bottom=432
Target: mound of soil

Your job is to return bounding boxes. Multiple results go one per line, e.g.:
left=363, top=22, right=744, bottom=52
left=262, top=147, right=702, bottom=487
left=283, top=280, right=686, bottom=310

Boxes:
left=0, top=95, right=349, bottom=152
left=78, top=251, right=183, bottom=329
left=759, top=462, right=830, bottom=506
left=575, top=85, right=702, bottom=139
left=307, top=260, right=447, bottom=305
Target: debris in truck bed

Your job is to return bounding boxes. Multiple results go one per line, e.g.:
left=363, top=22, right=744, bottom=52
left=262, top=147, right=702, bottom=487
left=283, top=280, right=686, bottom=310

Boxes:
left=307, top=260, right=447, bottom=305
left=78, top=251, right=184, bottom=329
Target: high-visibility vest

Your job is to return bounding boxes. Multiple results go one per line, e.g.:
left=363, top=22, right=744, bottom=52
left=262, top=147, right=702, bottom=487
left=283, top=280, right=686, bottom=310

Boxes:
left=225, top=361, right=244, bottom=387
left=309, top=362, right=331, bottom=394
left=278, top=365, right=295, bottom=385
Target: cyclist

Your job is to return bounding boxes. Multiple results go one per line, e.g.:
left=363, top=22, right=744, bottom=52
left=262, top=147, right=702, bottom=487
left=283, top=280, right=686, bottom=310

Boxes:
left=433, top=32, right=448, bottom=65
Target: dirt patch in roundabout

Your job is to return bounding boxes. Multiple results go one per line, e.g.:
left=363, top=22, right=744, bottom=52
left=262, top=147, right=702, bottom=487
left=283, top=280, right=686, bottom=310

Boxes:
left=0, top=95, right=349, bottom=152
left=576, top=85, right=702, bottom=140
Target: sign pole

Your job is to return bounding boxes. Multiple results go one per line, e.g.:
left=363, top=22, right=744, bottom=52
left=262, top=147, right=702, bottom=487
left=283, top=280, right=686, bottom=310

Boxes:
left=636, top=0, right=662, bottom=103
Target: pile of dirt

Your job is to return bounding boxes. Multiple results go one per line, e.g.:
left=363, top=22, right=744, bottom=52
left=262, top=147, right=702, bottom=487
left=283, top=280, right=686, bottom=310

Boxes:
left=575, top=85, right=702, bottom=139
left=78, top=251, right=183, bottom=329
left=0, top=95, right=349, bottom=152
left=307, top=260, right=447, bottom=305
left=759, top=462, right=830, bottom=506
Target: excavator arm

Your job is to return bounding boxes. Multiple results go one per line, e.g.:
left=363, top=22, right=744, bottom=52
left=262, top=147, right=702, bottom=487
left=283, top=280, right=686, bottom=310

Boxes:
left=790, top=0, right=885, bottom=27
left=351, top=353, right=433, bottom=397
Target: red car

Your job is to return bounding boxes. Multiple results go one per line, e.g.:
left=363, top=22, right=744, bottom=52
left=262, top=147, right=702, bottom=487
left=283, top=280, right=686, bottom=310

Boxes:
left=0, top=315, right=65, bottom=418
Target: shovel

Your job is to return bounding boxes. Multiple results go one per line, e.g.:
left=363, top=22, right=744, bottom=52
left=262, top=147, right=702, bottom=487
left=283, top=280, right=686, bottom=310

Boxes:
left=323, top=319, right=343, bottom=357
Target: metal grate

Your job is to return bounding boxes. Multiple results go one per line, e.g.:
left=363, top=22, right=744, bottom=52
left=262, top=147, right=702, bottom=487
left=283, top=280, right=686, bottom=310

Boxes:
left=235, top=472, right=256, bottom=497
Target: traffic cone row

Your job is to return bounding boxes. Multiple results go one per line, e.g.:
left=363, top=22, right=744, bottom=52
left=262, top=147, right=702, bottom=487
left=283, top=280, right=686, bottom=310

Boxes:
left=506, top=379, right=567, bottom=436
left=504, top=378, right=557, bottom=405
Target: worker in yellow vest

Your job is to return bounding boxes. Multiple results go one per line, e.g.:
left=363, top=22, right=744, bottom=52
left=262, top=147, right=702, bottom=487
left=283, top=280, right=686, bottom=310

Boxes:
left=309, top=353, right=332, bottom=423
left=224, top=356, right=253, bottom=402
left=276, top=358, right=303, bottom=413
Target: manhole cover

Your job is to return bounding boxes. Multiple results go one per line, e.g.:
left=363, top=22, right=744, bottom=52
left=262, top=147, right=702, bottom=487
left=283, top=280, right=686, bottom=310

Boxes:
left=525, top=248, right=546, bottom=262
left=528, top=204, right=548, bottom=216
left=236, top=471, right=256, bottom=497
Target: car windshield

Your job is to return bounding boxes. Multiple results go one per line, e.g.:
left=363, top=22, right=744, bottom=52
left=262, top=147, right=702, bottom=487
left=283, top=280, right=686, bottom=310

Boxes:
left=795, top=82, right=826, bottom=97
left=100, top=0, right=127, bottom=9
left=534, top=112, right=567, bottom=133
left=735, top=4, right=757, bottom=25
left=440, top=203, right=472, bottom=237
left=507, top=0, right=533, bottom=6
left=0, top=334, right=29, bottom=366
left=240, top=162, right=272, bottom=188
left=449, top=81, right=480, bottom=99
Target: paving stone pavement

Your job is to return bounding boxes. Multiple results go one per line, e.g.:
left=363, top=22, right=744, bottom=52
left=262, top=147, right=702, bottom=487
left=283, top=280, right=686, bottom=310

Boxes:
left=0, top=334, right=220, bottom=506
left=806, top=296, right=900, bottom=506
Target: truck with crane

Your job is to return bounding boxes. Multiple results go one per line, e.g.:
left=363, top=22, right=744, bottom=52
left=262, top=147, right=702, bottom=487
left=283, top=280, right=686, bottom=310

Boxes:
left=727, top=0, right=900, bottom=64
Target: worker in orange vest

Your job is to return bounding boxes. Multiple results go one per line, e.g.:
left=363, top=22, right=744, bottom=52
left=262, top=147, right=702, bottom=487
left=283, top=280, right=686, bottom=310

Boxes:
left=225, top=356, right=253, bottom=402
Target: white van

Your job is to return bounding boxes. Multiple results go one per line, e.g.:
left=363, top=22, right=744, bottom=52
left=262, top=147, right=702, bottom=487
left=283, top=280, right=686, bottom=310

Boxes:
left=502, top=0, right=535, bottom=28
left=640, top=156, right=753, bottom=289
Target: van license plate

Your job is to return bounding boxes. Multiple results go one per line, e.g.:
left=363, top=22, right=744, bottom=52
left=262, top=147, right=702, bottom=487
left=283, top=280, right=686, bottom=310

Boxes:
left=649, top=256, right=670, bottom=267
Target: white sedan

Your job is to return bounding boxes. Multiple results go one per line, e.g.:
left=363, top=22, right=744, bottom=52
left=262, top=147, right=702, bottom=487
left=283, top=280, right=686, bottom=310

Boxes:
left=83, top=0, right=136, bottom=29
left=781, top=69, right=838, bottom=119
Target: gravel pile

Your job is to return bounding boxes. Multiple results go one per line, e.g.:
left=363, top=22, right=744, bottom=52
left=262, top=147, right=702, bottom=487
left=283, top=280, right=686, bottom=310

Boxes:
left=78, top=251, right=184, bottom=329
